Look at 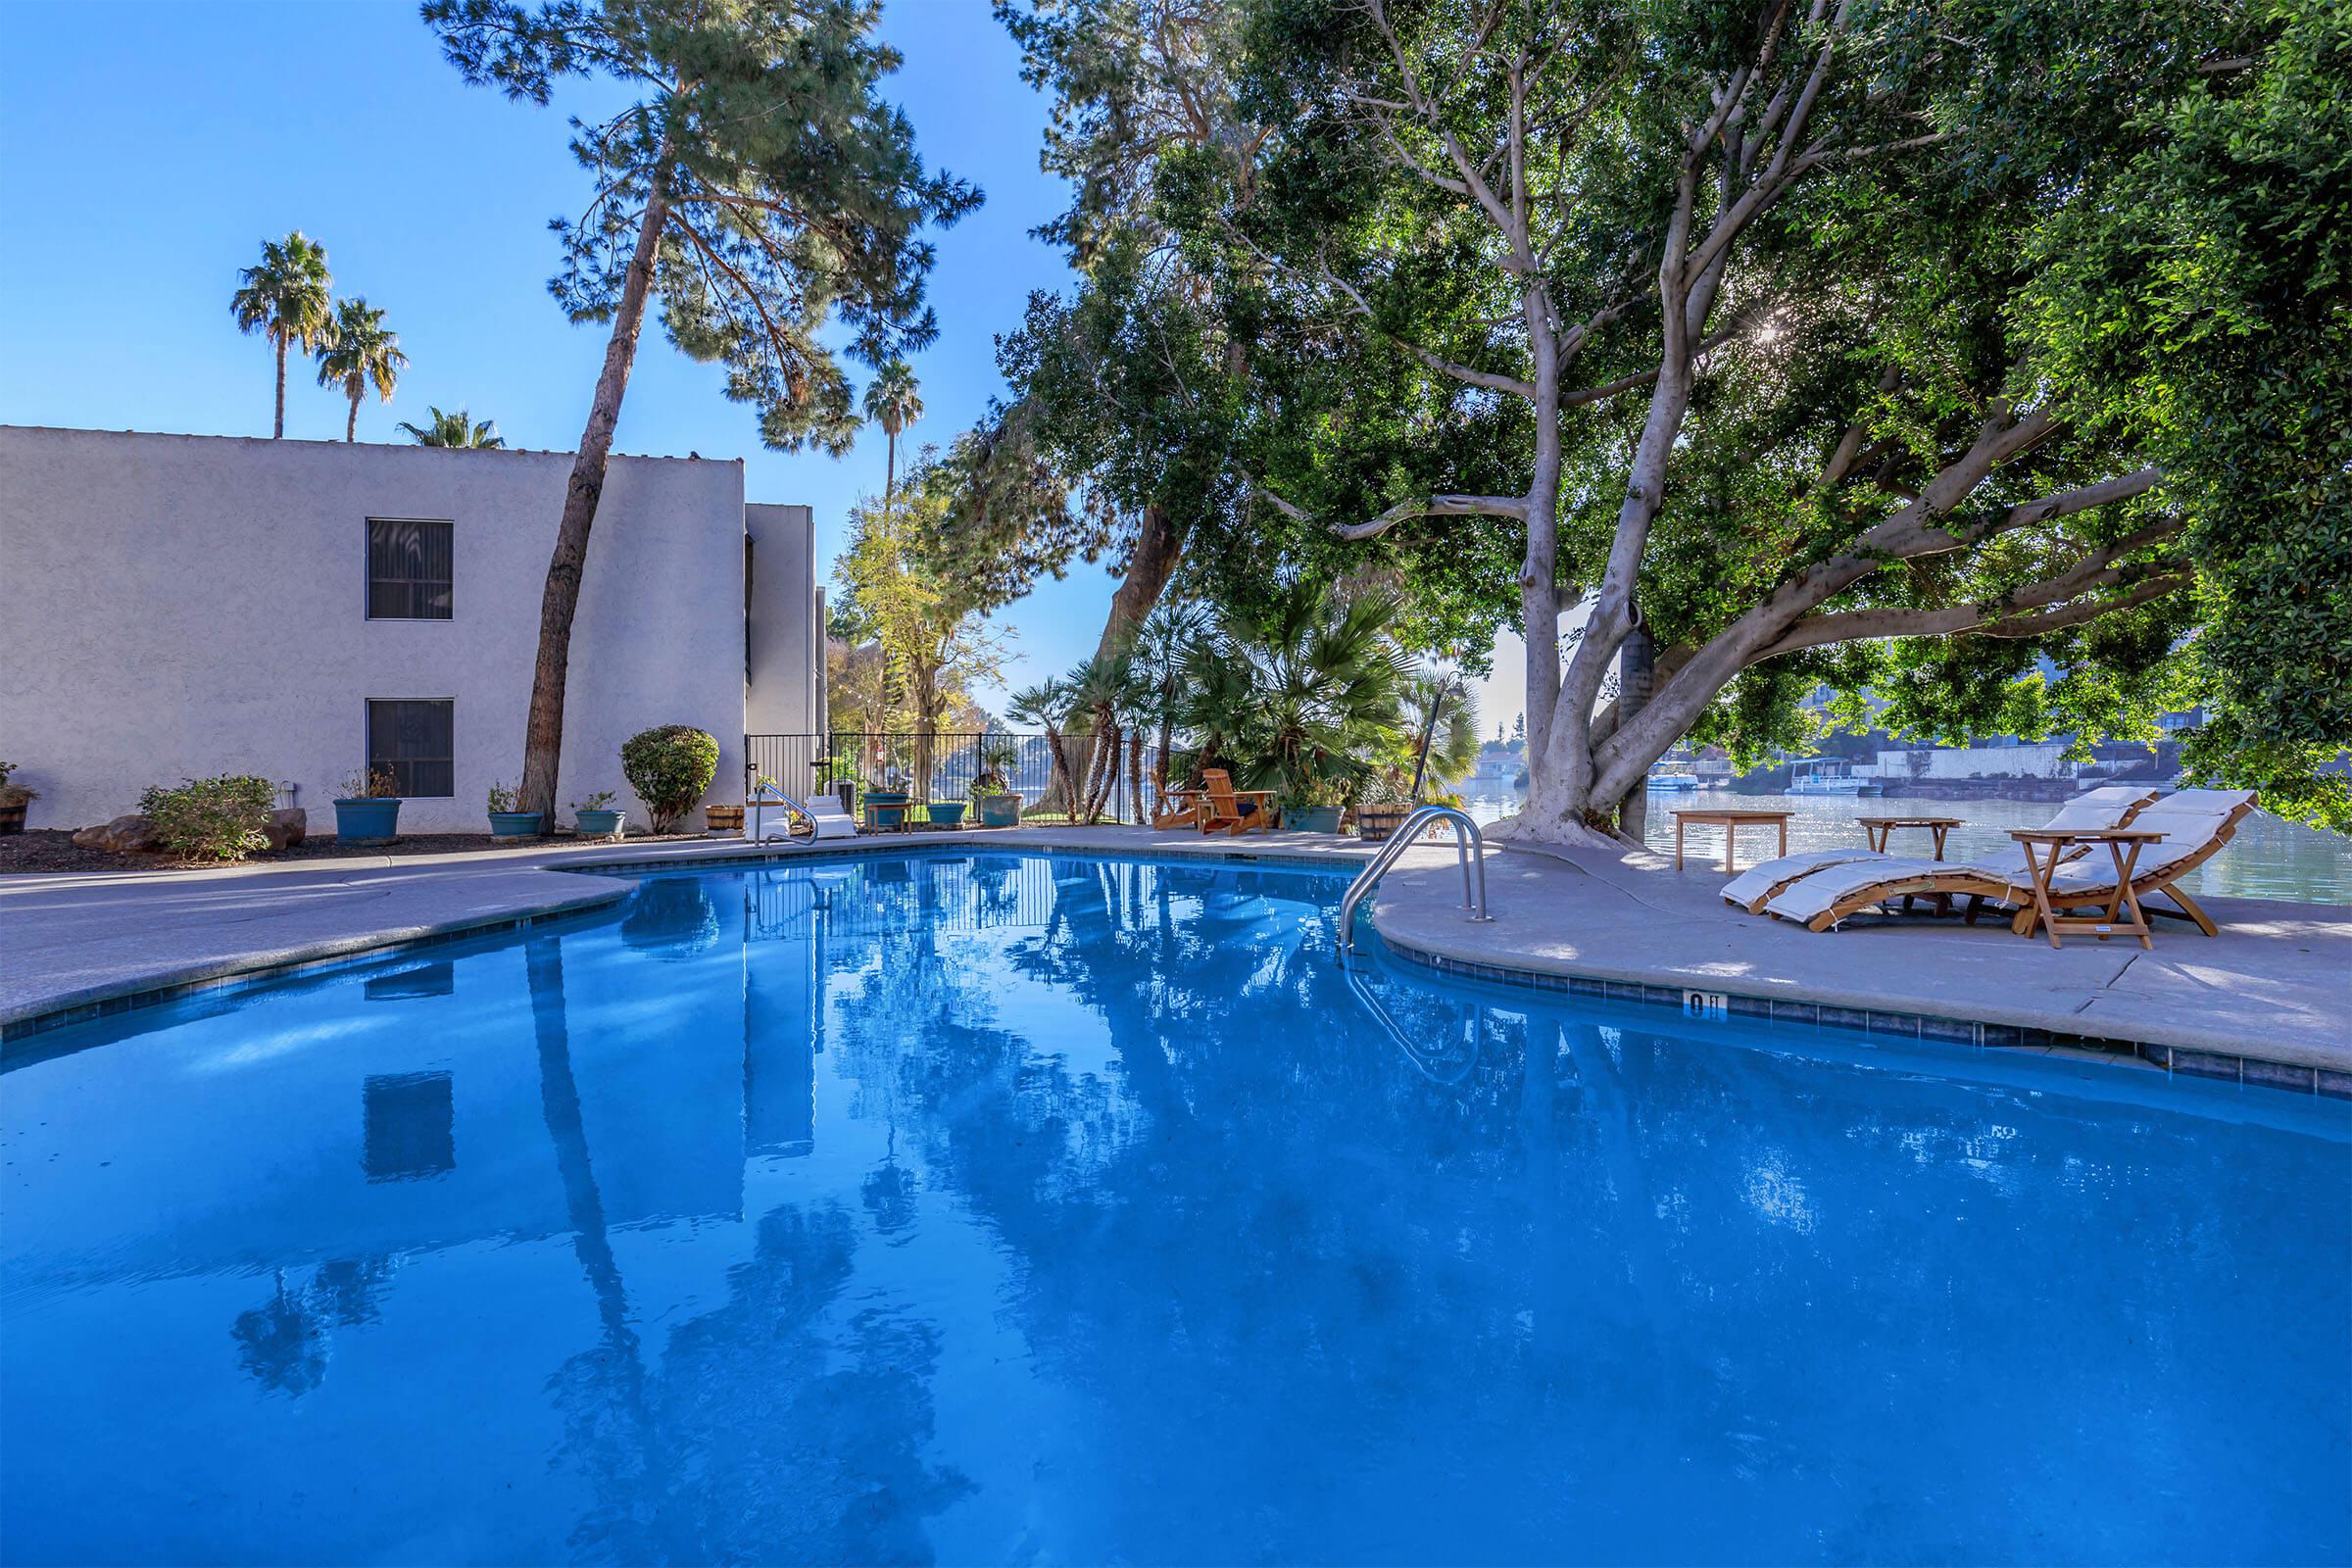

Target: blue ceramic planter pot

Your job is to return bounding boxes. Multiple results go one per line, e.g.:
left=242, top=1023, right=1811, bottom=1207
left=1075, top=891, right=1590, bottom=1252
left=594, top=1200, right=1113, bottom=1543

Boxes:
left=488, top=811, right=544, bottom=840
left=1284, top=804, right=1343, bottom=834
left=928, top=801, right=968, bottom=828
left=333, top=798, right=401, bottom=845
left=864, top=791, right=909, bottom=829
left=573, top=809, right=624, bottom=839
left=975, top=794, right=1021, bottom=828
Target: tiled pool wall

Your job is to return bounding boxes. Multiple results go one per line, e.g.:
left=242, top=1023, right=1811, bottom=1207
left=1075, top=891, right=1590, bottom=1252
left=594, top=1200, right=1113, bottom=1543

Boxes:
left=1368, top=939, right=2352, bottom=1100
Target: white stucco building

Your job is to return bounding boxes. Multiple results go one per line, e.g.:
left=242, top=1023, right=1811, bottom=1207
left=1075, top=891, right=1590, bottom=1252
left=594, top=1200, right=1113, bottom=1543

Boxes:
left=0, top=425, right=818, bottom=833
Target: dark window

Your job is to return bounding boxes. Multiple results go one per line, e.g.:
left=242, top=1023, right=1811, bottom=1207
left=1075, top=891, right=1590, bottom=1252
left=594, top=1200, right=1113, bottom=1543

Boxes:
left=368, top=518, right=453, bottom=619
left=367, top=700, right=454, bottom=797
left=364, top=1072, right=455, bottom=1182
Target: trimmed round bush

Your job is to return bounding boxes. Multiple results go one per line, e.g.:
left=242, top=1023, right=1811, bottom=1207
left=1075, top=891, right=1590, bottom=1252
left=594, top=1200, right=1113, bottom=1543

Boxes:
left=620, top=725, right=719, bottom=833
left=138, top=774, right=276, bottom=862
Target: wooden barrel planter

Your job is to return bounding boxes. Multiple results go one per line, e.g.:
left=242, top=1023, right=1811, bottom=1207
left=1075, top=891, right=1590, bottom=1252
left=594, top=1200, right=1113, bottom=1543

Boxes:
left=705, top=805, right=745, bottom=833
left=1354, top=805, right=1412, bottom=843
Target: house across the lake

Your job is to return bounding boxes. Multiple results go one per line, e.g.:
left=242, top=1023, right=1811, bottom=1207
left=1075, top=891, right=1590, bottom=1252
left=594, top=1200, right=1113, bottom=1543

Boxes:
left=0, top=424, right=820, bottom=833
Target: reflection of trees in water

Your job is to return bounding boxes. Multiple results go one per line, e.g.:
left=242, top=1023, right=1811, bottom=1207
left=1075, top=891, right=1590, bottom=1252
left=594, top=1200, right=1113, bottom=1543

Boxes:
left=619, top=876, right=722, bottom=956
left=231, top=1256, right=401, bottom=1397
left=784, top=854, right=2334, bottom=1556
left=522, top=931, right=964, bottom=1565
left=652, top=1201, right=969, bottom=1565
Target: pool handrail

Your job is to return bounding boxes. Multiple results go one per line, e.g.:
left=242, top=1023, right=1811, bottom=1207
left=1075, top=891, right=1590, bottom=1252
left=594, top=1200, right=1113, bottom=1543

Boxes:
left=1338, top=804, right=1492, bottom=960
left=747, top=781, right=814, bottom=844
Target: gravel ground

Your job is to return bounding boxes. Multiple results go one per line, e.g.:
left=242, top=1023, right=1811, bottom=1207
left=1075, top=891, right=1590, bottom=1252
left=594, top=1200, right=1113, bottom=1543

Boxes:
left=0, top=827, right=713, bottom=875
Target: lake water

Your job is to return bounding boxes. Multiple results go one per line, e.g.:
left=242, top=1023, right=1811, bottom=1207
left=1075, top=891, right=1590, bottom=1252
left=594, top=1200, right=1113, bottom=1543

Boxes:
left=1461, top=788, right=2352, bottom=905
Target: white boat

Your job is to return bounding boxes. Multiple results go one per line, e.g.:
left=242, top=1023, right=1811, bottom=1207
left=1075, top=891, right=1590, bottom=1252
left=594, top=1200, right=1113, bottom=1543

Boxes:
left=1788, top=762, right=1875, bottom=795
left=1646, top=768, right=1699, bottom=792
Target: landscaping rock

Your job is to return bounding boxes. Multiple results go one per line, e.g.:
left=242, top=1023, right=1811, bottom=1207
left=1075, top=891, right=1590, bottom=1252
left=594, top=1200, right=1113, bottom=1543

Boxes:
left=265, top=808, right=308, bottom=851
left=71, top=814, right=163, bottom=855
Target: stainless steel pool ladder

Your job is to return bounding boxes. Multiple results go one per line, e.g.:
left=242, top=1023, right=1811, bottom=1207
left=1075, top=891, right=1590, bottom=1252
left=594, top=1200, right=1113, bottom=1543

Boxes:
left=748, top=781, right=814, bottom=844
left=1337, top=805, right=1492, bottom=960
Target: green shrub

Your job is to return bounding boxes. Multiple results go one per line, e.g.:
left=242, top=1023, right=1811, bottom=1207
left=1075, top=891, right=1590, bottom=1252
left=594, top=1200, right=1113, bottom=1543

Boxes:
left=138, top=774, right=276, bottom=862
left=620, top=725, right=719, bottom=833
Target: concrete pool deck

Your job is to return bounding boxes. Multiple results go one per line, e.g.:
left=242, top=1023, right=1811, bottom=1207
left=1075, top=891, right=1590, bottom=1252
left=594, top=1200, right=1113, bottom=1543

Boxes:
left=3, top=827, right=2344, bottom=1090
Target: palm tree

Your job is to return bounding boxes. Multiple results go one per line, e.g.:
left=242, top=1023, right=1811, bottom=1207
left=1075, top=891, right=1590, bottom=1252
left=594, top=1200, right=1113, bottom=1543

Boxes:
left=228, top=232, right=336, bottom=438
left=313, top=299, right=407, bottom=442
left=397, top=406, right=506, bottom=449
left=1180, top=583, right=1413, bottom=806
left=860, top=361, right=923, bottom=511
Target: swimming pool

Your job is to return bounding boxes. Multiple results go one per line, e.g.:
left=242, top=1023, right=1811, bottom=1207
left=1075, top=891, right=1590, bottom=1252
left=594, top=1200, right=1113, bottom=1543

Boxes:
left=3, top=851, right=2345, bottom=1564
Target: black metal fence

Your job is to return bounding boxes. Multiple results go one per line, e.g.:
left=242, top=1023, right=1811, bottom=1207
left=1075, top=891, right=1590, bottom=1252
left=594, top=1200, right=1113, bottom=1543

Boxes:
left=744, top=731, right=1173, bottom=825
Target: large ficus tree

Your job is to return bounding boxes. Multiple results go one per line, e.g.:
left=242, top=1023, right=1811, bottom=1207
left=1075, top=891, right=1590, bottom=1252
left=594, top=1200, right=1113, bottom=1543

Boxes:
left=1237, top=0, right=2347, bottom=842
left=424, top=0, right=978, bottom=816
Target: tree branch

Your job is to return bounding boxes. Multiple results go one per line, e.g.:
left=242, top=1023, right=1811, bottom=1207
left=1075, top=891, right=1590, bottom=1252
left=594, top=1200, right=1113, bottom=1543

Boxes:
left=1257, top=486, right=1527, bottom=541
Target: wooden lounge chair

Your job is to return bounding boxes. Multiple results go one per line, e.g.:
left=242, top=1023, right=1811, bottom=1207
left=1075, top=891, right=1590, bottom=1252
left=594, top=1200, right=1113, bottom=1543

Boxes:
left=1198, top=768, right=1277, bottom=835
left=1719, top=786, right=2159, bottom=914
left=1152, top=781, right=1203, bottom=830
left=1757, top=789, right=2256, bottom=935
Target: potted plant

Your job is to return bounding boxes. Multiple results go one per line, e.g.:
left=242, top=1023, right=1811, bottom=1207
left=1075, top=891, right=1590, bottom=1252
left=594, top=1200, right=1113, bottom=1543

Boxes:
left=333, top=765, right=402, bottom=845
left=0, top=760, right=35, bottom=835
left=571, top=791, right=624, bottom=840
left=862, top=764, right=910, bottom=830
left=487, top=781, right=543, bottom=839
left=927, top=798, right=969, bottom=828
left=1279, top=775, right=1348, bottom=835
left=970, top=743, right=1022, bottom=828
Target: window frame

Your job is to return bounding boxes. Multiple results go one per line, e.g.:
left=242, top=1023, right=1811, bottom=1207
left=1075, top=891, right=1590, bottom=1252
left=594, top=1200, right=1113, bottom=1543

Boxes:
left=365, top=697, right=457, bottom=799
left=364, top=516, right=456, bottom=622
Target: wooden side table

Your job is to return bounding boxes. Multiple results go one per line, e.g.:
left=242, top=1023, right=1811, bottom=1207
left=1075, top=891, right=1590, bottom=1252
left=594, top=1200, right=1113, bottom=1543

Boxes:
left=1673, top=808, right=1791, bottom=874
left=1857, top=815, right=1966, bottom=913
left=1855, top=815, right=1964, bottom=858
left=2010, top=828, right=2166, bottom=950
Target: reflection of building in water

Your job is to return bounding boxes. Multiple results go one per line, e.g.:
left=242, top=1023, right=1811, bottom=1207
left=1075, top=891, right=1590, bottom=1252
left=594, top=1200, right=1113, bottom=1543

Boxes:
left=745, top=872, right=821, bottom=1158
left=362, top=1071, right=456, bottom=1182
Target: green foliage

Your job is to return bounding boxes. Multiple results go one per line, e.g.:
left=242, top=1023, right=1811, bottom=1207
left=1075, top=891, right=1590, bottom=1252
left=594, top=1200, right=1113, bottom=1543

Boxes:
left=2023, top=0, right=2352, bottom=828
left=487, top=780, right=519, bottom=813
left=314, top=297, right=407, bottom=439
left=398, top=405, right=505, bottom=448
left=230, top=232, right=335, bottom=361
left=424, top=0, right=979, bottom=455
left=138, top=775, right=276, bottom=863
left=1179, top=581, right=1413, bottom=804
left=620, top=724, right=719, bottom=832
left=0, top=760, right=32, bottom=805
left=570, top=790, right=618, bottom=812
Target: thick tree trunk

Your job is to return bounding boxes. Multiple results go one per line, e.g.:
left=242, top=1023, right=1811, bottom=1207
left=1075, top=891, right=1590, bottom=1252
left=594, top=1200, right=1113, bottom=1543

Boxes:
left=1091, top=503, right=1187, bottom=664
left=1614, top=622, right=1656, bottom=845
left=517, top=178, right=672, bottom=819
left=273, top=338, right=288, bottom=439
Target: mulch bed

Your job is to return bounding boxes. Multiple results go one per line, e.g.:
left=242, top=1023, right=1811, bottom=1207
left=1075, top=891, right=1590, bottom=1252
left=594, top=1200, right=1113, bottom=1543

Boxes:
left=0, top=828, right=715, bottom=876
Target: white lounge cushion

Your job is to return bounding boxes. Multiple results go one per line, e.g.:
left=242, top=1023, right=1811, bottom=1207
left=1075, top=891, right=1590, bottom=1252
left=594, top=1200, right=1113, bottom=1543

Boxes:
left=1762, top=857, right=1960, bottom=923
left=2040, top=785, right=2159, bottom=833
left=1721, top=849, right=1886, bottom=910
left=2039, top=789, right=2253, bottom=887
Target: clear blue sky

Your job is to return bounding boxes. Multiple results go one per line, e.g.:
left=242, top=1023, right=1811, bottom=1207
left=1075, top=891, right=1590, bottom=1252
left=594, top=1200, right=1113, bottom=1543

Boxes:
left=0, top=0, right=1525, bottom=729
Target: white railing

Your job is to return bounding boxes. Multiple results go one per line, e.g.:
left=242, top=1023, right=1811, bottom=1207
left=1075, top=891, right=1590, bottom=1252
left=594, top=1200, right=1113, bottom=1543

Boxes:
left=1337, top=805, right=1492, bottom=961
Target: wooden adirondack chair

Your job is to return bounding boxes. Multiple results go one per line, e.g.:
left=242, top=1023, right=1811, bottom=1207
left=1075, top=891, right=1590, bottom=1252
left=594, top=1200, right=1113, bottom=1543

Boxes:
left=1199, top=768, right=1278, bottom=835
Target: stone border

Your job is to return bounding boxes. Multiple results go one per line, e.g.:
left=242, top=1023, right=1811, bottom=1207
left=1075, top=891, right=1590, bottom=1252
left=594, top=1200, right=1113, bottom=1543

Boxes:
left=1368, top=936, right=2352, bottom=1101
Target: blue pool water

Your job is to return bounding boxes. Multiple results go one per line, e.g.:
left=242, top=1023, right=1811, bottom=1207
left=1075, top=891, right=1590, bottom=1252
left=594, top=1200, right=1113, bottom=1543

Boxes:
left=3, top=852, right=2346, bottom=1565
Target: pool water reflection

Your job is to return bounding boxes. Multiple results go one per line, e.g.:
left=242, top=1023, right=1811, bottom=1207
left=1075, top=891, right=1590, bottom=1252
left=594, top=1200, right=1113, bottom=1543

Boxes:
left=2, top=852, right=2345, bottom=1564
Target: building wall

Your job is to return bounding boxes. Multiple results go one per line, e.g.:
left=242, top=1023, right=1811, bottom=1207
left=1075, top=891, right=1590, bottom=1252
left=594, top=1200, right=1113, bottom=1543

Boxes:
left=744, top=502, right=818, bottom=744
left=1869, top=741, right=2078, bottom=780
left=0, top=426, right=758, bottom=833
